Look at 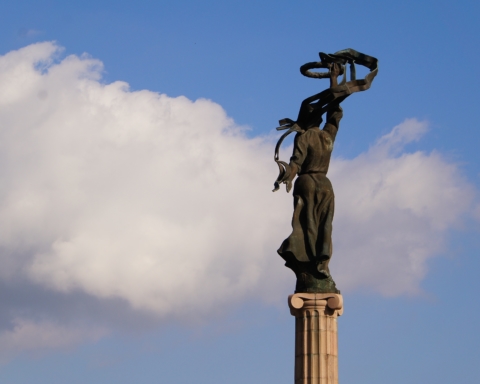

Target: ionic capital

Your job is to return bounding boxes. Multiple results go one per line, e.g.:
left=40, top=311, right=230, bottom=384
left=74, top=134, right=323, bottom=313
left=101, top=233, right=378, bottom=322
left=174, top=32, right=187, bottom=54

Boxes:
left=288, top=293, right=343, bottom=317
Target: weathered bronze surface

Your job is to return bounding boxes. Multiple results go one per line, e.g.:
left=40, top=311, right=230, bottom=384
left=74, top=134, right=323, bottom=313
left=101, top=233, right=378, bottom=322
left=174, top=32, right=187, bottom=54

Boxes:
left=273, top=49, right=378, bottom=293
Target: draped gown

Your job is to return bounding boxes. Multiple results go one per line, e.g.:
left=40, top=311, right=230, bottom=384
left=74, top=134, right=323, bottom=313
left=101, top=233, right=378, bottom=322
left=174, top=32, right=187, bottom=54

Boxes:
left=277, top=105, right=343, bottom=276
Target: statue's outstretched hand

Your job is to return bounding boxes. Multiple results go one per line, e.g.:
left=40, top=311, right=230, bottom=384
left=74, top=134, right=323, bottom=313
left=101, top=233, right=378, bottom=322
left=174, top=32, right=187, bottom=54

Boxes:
left=284, top=163, right=299, bottom=193
left=285, top=179, right=293, bottom=193
left=273, top=160, right=298, bottom=193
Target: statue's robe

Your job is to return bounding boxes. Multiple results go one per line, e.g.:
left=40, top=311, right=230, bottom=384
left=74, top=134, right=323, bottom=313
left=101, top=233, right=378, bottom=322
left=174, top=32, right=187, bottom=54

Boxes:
left=278, top=106, right=343, bottom=275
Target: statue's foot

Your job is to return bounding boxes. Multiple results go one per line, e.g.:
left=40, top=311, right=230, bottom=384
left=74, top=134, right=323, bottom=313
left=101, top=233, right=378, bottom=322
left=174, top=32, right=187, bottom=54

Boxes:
left=294, top=270, right=339, bottom=294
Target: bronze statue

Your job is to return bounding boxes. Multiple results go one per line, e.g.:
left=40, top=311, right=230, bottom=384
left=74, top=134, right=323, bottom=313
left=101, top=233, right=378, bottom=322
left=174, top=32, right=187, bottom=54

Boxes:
left=273, top=49, right=378, bottom=293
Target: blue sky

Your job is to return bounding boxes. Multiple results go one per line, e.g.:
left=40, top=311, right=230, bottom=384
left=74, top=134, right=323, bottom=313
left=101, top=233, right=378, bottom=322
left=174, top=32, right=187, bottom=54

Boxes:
left=0, top=1, right=479, bottom=383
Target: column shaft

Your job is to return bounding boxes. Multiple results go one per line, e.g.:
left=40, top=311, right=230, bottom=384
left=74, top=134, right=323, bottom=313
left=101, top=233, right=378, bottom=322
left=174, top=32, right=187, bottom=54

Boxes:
left=289, top=293, right=343, bottom=384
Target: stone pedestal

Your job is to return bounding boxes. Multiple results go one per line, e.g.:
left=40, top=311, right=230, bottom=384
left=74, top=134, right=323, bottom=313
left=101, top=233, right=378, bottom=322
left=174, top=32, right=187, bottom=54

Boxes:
left=288, top=293, right=343, bottom=384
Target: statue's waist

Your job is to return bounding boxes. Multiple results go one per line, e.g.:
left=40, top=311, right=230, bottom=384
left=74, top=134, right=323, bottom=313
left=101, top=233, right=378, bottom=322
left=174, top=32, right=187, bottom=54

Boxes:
left=298, top=170, right=327, bottom=175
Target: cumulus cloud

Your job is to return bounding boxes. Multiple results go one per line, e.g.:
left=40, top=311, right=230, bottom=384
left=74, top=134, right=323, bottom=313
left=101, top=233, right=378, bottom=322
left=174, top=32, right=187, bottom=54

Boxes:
left=330, top=119, right=474, bottom=295
left=0, top=318, right=106, bottom=362
left=0, top=42, right=475, bottom=355
left=0, top=42, right=290, bottom=319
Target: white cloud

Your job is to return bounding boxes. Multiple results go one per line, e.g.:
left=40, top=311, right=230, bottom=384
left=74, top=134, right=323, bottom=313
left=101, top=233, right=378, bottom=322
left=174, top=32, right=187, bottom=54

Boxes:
left=0, top=42, right=290, bottom=318
left=0, top=42, right=475, bottom=354
left=0, top=319, right=107, bottom=362
left=329, top=119, right=474, bottom=295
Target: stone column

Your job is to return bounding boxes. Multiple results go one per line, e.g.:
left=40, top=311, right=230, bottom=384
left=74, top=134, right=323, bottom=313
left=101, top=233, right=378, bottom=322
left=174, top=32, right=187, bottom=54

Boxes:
left=288, top=293, right=344, bottom=384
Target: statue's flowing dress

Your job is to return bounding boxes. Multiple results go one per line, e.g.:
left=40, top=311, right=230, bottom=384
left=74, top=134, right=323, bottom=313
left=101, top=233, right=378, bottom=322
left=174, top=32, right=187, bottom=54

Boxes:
left=278, top=105, right=342, bottom=275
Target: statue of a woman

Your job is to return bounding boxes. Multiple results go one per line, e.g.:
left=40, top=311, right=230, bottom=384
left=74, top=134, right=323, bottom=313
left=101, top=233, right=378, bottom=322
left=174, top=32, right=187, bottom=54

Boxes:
left=276, top=63, right=343, bottom=293
left=273, top=49, right=378, bottom=293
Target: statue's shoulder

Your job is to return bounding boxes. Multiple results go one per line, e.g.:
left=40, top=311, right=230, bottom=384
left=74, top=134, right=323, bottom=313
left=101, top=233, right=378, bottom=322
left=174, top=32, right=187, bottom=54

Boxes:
left=295, top=128, right=325, bottom=146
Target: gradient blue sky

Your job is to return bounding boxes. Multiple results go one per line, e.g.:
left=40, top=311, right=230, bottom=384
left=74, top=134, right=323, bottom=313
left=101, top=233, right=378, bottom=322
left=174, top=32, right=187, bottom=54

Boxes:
left=0, top=1, right=479, bottom=383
